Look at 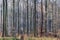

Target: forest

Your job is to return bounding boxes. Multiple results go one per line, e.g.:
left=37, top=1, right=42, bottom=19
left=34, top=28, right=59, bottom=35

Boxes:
left=0, top=0, right=60, bottom=40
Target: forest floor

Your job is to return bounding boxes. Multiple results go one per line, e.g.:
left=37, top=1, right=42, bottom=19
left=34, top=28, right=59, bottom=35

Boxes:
left=25, top=37, right=60, bottom=40
left=21, top=35, right=60, bottom=40
left=16, top=35, right=60, bottom=40
left=0, top=37, right=60, bottom=40
left=0, top=34, right=60, bottom=40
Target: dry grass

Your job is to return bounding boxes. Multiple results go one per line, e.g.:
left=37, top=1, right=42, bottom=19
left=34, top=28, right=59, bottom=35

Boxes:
left=16, top=34, right=60, bottom=40
left=0, top=35, right=60, bottom=40
left=24, top=37, right=60, bottom=40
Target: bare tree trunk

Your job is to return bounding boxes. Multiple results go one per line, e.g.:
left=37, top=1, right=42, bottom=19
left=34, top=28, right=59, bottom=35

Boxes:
left=17, top=0, right=20, bottom=36
left=27, top=0, right=29, bottom=35
left=2, top=0, right=8, bottom=37
left=45, top=0, right=47, bottom=36
left=33, top=0, right=37, bottom=37
left=12, top=0, right=16, bottom=39
left=40, top=0, right=43, bottom=37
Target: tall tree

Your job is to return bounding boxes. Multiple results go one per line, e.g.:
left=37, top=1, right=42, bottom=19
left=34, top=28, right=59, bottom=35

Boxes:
left=33, top=0, right=37, bottom=37
left=12, top=0, right=16, bottom=37
left=40, top=0, right=43, bottom=37
left=2, top=0, right=8, bottom=37
left=45, top=0, right=47, bottom=36
left=54, top=0, right=57, bottom=37
left=27, top=0, right=29, bottom=35
left=17, top=0, right=20, bottom=36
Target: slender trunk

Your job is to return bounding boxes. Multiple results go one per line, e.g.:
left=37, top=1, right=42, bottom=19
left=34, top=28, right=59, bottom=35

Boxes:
left=40, top=0, right=43, bottom=37
left=2, top=0, right=8, bottom=37
left=45, top=0, right=47, bottom=36
left=34, top=0, right=37, bottom=37
left=12, top=0, right=16, bottom=37
left=17, top=0, right=20, bottom=36
left=27, top=0, right=29, bottom=35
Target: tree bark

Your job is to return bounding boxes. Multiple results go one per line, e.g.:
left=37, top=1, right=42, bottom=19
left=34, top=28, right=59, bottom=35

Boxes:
left=2, top=0, right=8, bottom=37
